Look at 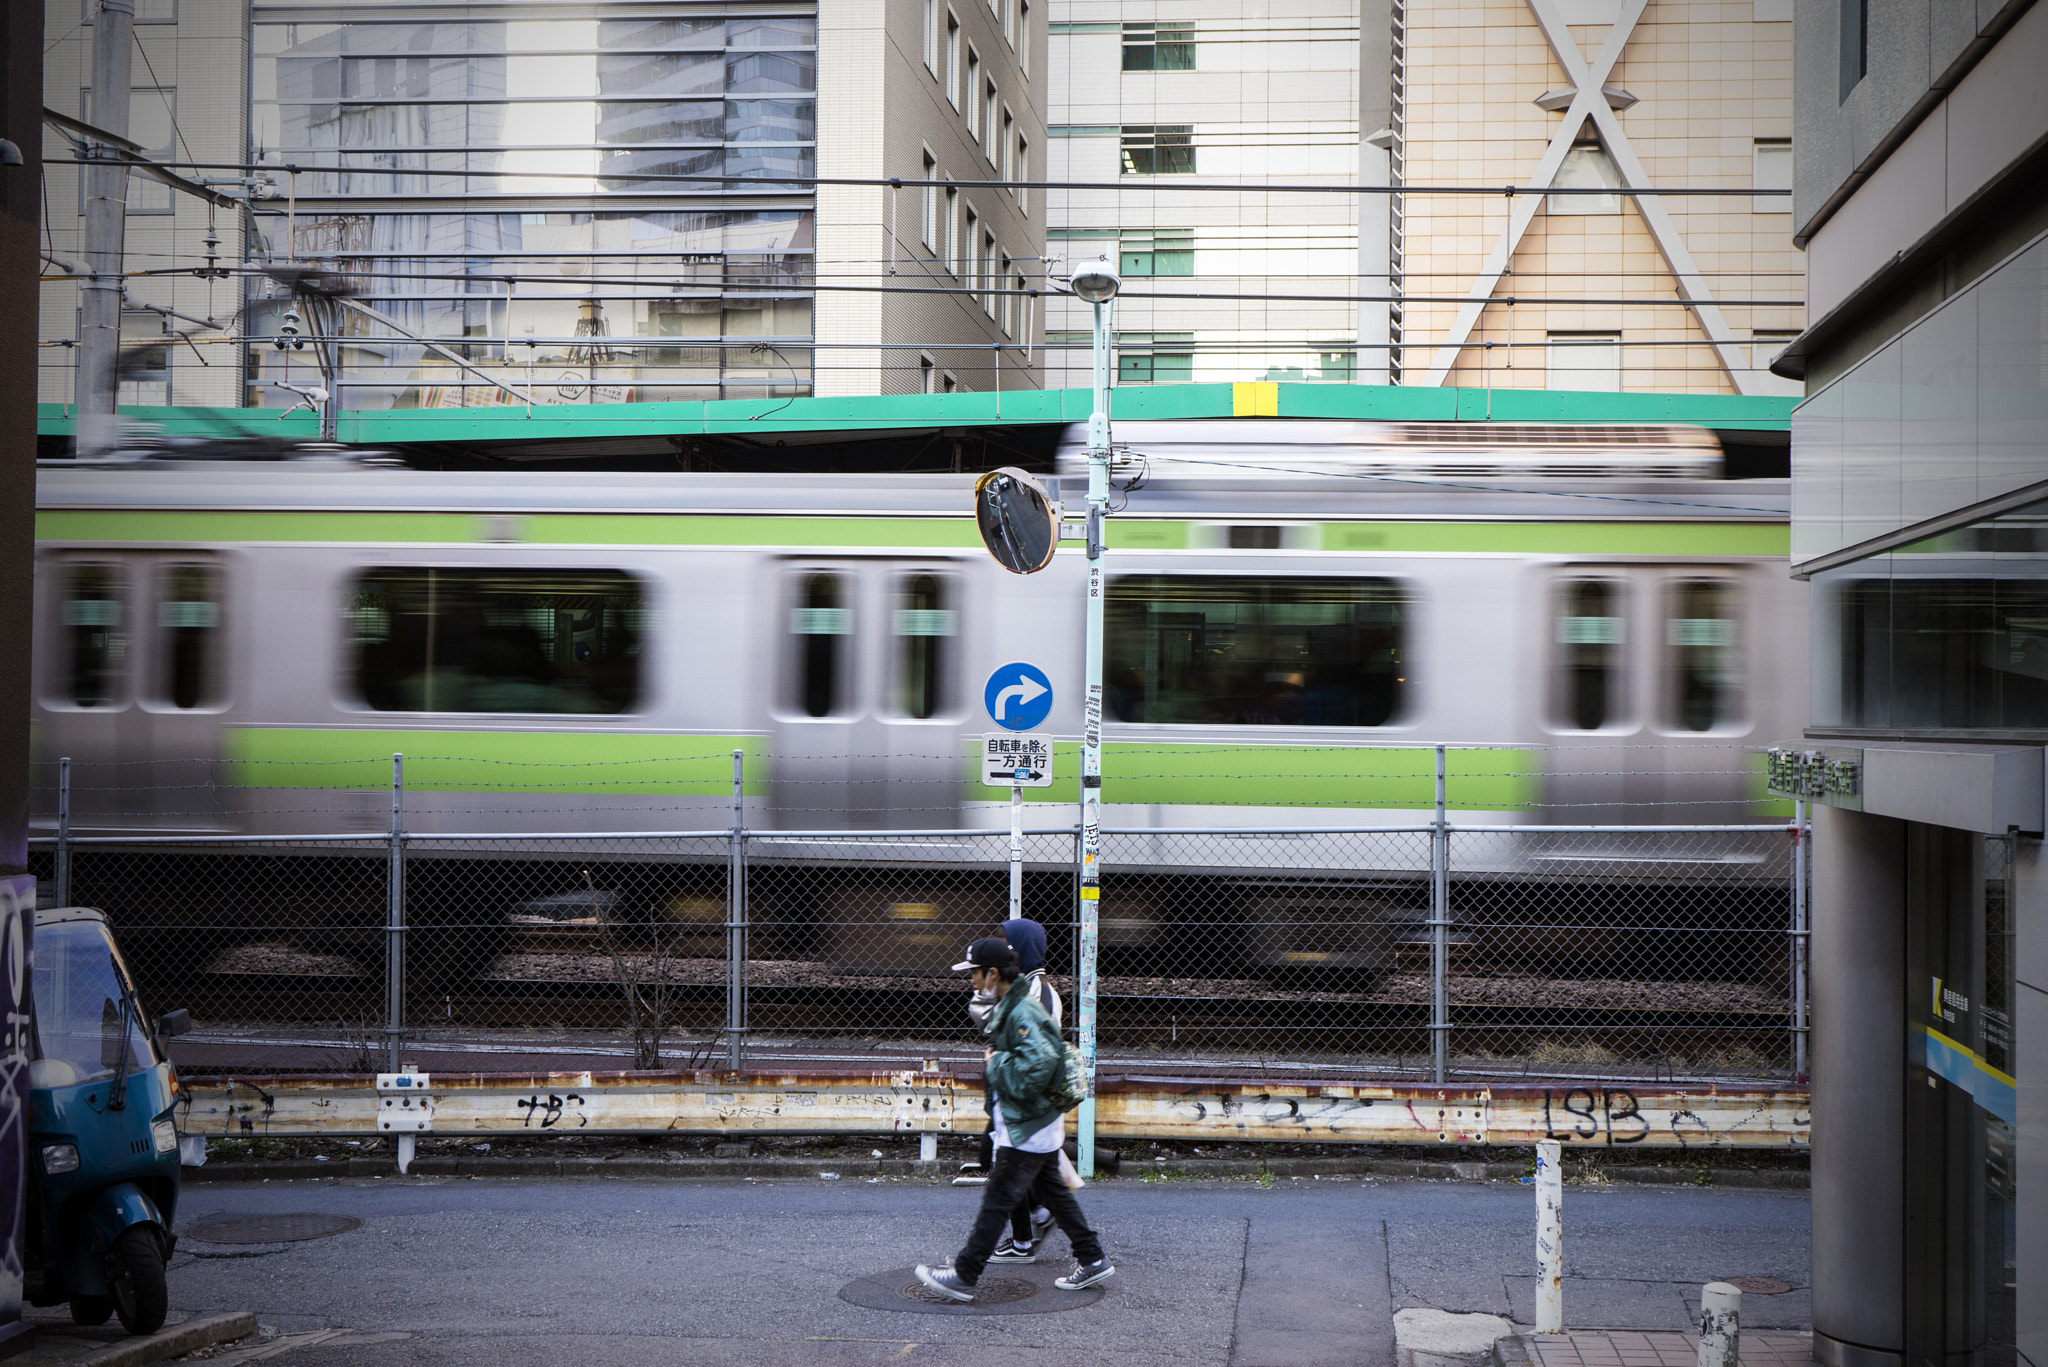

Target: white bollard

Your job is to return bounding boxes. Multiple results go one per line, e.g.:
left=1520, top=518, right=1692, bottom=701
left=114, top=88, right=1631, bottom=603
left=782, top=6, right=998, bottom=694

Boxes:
left=396, top=1133, right=415, bottom=1175
left=1697, top=1283, right=1741, bottom=1367
left=1535, top=1139, right=1563, bottom=1333
left=920, top=1132, right=938, bottom=1163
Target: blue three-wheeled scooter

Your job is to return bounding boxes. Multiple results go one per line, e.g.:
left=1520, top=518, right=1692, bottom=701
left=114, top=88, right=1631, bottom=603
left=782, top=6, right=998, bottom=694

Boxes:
left=24, top=907, right=192, bottom=1334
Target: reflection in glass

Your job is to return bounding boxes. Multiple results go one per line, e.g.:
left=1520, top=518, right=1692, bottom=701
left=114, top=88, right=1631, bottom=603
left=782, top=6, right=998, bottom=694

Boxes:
left=1667, top=580, right=1738, bottom=732
left=28, top=921, right=159, bottom=1089
left=1555, top=579, right=1622, bottom=731
left=791, top=574, right=847, bottom=717
left=157, top=562, right=224, bottom=710
left=350, top=569, right=644, bottom=713
left=894, top=575, right=954, bottom=719
left=1107, top=576, right=1406, bottom=726
left=62, top=563, right=124, bottom=709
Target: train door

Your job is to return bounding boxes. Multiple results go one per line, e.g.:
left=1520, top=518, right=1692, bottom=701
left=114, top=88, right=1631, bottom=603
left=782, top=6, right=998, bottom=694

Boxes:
left=768, top=559, right=964, bottom=828
left=37, top=552, right=233, bottom=828
left=1536, top=564, right=1752, bottom=820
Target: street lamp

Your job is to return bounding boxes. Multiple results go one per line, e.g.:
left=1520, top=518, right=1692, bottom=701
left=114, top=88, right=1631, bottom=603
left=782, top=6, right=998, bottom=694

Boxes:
left=1072, top=256, right=1118, bottom=1179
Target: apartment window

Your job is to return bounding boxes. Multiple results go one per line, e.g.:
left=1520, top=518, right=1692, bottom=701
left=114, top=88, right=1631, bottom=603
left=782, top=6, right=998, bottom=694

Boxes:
left=1015, top=135, right=1029, bottom=211
left=962, top=207, right=978, bottom=284
left=1121, top=126, right=1196, bottom=175
left=983, top=233, right=998, bottom=317
left=999, top=253, right=1014, bottom=332
left=920, top=353, right=936, bottom=392
left=946, top=15, right=961, bottom=107
left=1547, top=332, right=1622, bottom=392
left=1013, top=268, right=1028, bottom=338
left=118, top=310, right=171, bottom=406
left=1123, top=22, right=1195, bottom=71
left=1840, top=0, right=1867, bottom=100
left=942, top=372, right=957, bottom=392
left=965, top=51, right=981, bottom=134
left=1018, top=0, right=1031, bottom=73
left=921, top=152, right=940, bottom=248
left=923, top=0, right=938, bottom=73
left=1121, top=230, right=1194, bottom=277
left=1003, top=0, right=1017, bottom=48
left=1752, top=139, right=1792, bottom=213
left=1118, top=334, right=1195, bottom=384
left=1548, top=141, right=1622, bottom=214
left=944, top=186, right=959, bottom=267
left=983, top=84, right=999, bottom=162
left=1000, top=110, right=1014, bottom=180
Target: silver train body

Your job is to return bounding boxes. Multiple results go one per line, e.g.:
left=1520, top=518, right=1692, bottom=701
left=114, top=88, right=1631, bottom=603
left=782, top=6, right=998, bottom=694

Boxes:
left=30, top=419, right=1805, bottom=981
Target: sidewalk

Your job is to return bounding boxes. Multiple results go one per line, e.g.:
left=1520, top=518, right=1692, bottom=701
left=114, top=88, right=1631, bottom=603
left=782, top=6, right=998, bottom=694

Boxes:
left=1502, top=1329, right=1814, bottom=1367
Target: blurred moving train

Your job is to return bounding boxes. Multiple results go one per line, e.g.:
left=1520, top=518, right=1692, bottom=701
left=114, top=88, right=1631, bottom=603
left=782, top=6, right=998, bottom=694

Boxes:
left=30, top=419, right=1806, bottom=988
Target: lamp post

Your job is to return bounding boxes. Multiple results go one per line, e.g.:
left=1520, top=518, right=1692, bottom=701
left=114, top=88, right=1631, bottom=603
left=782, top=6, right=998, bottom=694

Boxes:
left=1069, top=256, right=1119, bottom=1178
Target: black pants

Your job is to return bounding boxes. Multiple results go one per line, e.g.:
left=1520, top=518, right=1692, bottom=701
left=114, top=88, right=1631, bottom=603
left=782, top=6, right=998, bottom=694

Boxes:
left=976, top=1122, right=1038, bottom=1243
left=954, top=1146, right=1104, bottom=1284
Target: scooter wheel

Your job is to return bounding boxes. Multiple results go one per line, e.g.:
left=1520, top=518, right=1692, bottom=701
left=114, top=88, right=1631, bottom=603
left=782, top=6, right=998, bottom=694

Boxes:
left=68, top=1296, right=114, bottom=1326
left=106, top=1228, right=167, bottom=1336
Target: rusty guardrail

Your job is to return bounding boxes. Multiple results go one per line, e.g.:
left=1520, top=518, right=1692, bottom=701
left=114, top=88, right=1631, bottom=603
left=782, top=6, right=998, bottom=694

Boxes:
left=177, top=1069, right=1808, bottom=1149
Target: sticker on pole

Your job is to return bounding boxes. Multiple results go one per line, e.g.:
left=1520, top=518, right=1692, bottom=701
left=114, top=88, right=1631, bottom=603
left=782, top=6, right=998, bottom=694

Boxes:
left=981, top=734, right=1053, bottom=787
left=983, top=662, right=1053, bottom=731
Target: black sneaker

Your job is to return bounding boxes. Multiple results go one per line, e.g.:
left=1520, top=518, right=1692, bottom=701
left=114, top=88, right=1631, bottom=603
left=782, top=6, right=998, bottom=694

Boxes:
left=915, top=1264, right=975, bottom=1302
left=1055, top=1258, right=1114, bottom=1291
left=989, top=1237, right=1036, bottom=1264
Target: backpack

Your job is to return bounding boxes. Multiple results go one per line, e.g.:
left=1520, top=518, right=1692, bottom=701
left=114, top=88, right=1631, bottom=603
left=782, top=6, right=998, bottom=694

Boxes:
left=1043, top=1040, right=1089, bottom=1112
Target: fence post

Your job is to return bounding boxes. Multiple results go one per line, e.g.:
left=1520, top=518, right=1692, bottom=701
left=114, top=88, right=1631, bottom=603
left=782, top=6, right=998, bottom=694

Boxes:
left=726, top=748, right=747, bottom=1072
left=1791, top=797, right=1808, bottom=1084
left=1008, top=782, right=1024, bottom=920
left=54, top=757, right=71, bottom=909
left=383, top=753, right=406, bottom=1074
left=1431, top=744, right=1449, bottom=1085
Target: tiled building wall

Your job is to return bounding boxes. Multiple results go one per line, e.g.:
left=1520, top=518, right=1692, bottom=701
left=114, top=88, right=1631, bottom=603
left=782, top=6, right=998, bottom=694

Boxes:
left=1397, top=0, right=1802, bottom=394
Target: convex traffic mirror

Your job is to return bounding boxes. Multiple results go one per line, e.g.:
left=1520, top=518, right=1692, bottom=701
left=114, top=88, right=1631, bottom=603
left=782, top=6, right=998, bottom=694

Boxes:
left=974, top=467, right=1059, bottom=575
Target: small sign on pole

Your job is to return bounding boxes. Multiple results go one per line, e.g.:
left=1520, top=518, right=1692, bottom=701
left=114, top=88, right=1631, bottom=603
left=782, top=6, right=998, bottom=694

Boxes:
left=981, top=734, right=1053, bottom=787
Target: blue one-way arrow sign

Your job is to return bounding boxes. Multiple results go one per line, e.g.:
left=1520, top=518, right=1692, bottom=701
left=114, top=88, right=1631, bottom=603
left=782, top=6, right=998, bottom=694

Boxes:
left=984, top=662, right=1054, bottom=731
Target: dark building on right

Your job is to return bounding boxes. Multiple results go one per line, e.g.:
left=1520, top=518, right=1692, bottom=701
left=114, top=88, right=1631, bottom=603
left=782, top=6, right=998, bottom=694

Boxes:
left=1774, top=0, right=2046, bottom=1360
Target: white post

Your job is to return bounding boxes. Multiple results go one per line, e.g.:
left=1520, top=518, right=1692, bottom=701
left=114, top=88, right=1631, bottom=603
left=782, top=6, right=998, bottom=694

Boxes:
left=1076, top=288, right=1111, bottom=1179
left=920, top=1132, right=938, bottom=1162
left=1535, top=1138, right=1563, bottom=1333
left=1009, top=780, right=1024, bottom=920
left=396, top=1134, right=416, bottom=1175
left=1697, top=1283, right=1741, bottom=1367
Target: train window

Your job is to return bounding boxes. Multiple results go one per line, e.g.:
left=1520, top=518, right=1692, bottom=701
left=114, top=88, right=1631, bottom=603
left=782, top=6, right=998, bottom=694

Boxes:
left=154, top=563, right=225, bottom=710
left=790, top=572, right=849, bottom=717
left=349, top=569, right=644, bottom=714
left=1666, top=579, right=1741, bottom=732
left=1105, top=576, right=1407, bottom=726
left=1553, top=578, right=1625, bottom=730
left=893, top=573, right=955, bottom=719
left=60, top=563, right=126, bottom=708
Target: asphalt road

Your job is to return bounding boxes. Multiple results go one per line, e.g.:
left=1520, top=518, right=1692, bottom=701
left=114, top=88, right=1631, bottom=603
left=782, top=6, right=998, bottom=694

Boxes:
left=158, top=1174, right=1811, bottom=1366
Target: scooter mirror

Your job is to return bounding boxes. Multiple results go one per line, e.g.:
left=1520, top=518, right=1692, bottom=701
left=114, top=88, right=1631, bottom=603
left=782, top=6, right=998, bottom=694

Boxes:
left=158, top=1008, right=193, bottom=1038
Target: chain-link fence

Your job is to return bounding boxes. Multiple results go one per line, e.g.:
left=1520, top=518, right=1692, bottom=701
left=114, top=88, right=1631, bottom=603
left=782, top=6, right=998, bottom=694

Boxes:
left=27, top=752, right=1808, bottom=1086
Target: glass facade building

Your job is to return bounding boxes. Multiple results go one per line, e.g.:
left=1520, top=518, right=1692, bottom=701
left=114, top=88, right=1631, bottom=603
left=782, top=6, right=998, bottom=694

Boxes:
left=245, top=3, right=819, bottom=410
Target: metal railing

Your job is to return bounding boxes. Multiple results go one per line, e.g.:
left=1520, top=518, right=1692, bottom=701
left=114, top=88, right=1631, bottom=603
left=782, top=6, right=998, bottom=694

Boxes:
left=29, top=750, right=1811, bottom=1094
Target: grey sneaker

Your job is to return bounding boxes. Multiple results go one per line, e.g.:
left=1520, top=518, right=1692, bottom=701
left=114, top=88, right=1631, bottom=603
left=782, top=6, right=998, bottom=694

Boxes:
left=1055, top=1258, right=1114, bottom=1291
left=989, top=1237, right=1036, bottom=1264
left=915, top=1264, right=975, bottom=1302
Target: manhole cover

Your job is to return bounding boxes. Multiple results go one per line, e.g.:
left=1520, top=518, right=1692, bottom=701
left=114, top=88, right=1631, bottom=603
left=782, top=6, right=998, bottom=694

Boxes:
left=899, top=1276, right=1038, bottom=1306
left=1721, top=1276, right=1793, bottom=1295
left=185, top=1214, right=363, bottom=1245
left=839, top=1265, right=1107, bottom=1316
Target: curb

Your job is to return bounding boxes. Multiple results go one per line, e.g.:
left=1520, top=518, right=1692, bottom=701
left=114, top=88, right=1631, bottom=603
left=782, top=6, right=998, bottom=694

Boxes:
left=1494, top=1334, right=1538, bottom=1367
left=184, top=1154, right=1807, bottom=1188
left=67, top=1312, right=259, bottom=1367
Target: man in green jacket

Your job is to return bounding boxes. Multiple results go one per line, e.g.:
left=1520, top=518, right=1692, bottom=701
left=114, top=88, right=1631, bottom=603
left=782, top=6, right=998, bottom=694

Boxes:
left=916, top=937, right=1113, bottom=1302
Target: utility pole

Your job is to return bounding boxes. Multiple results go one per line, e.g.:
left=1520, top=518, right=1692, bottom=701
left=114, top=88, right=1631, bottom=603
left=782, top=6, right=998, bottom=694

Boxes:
left=77, top=0, right=135, bottom=457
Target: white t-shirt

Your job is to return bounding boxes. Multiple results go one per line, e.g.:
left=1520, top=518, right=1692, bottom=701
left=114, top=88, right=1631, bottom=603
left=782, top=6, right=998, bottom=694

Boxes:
left=992, top=1104, right=1064, bottom=1154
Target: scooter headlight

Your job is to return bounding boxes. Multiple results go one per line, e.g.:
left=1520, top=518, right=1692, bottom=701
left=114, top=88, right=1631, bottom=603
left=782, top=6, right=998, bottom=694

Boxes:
left=41, top=1144, right=79, bottom=1175
left=152, top=1120, right=178, bottom=1155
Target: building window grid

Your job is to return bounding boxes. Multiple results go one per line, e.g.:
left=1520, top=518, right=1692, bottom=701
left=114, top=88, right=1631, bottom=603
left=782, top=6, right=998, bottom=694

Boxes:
left=1122, top=22, right=1195, bottom=71
left=1120, top=125, right=1196, bottom=175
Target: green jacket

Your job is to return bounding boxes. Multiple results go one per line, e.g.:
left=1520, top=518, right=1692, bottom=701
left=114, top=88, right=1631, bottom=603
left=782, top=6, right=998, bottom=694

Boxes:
left=983, top=979, right=1063, bottom=1142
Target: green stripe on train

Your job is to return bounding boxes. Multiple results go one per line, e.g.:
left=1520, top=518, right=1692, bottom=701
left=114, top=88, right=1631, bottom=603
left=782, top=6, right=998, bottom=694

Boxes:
left=225, top=728, right=767, bottom=796
left=37, top=509, right=1786, bottom=558
left=963, top=742, right=1538, bottom=809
